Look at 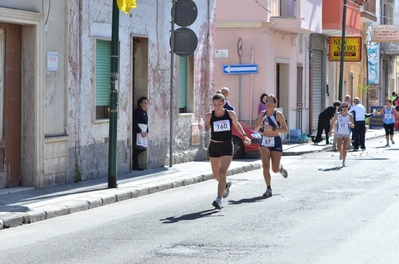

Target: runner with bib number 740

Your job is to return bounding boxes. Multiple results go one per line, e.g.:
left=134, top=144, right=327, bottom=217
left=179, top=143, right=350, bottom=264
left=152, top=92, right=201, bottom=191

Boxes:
left=254, top=94, right=289, bottom=198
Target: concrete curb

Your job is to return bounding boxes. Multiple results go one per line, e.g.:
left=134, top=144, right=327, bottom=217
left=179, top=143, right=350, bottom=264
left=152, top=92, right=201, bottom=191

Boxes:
left=0, top=168, right=259, bottom=230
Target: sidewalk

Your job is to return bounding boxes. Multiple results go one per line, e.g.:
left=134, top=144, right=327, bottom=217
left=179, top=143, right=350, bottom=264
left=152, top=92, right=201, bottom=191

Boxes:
left=0, top=128, right=386, bottom=230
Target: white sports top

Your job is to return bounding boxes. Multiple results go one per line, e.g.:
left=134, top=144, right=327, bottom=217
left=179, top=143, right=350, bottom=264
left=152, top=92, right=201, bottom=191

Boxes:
left=336, top=113, right=351, bottom=136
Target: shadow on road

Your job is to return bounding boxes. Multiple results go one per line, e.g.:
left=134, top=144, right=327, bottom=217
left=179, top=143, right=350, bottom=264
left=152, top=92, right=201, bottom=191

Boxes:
left=228, top=195, right=273, bottom=205
left=318, top=166, right=343, bottom=171
left=160, top=209, right=220, bottom=224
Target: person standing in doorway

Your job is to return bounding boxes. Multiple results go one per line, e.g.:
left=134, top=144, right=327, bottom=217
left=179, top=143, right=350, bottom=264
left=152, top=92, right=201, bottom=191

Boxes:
left=258, top=93, right=267, bottom=114
left=201, top=93, right=250, bottom=210
left=133, top=97, right=149, bottom=170
left=254, top=94, right=289, bottom=198
left=373, top=98, right=398, bottom=147
left=328, top=101, right=354, bottom=167
left=314, top=101, right=341, bottom=145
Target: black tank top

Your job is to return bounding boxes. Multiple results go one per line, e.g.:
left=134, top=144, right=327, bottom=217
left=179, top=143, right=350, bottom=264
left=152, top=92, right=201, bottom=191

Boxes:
left=210, top=110, right=232, bottom=142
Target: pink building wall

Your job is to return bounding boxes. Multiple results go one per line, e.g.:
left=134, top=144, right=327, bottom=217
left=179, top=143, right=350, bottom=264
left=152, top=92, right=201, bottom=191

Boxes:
left=214, top=0, right=311, bottom=131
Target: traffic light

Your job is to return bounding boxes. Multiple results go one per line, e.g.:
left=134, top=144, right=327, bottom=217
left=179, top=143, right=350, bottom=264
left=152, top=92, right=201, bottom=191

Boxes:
left=170, top=0, right=198, bottom=57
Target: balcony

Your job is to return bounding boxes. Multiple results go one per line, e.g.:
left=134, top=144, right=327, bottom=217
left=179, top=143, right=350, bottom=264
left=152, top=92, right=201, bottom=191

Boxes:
left=322, top=0, right=362, bottom=36
left=270, top=0, right=322, bottom=34
left=360, top=0, right=377, bottom=23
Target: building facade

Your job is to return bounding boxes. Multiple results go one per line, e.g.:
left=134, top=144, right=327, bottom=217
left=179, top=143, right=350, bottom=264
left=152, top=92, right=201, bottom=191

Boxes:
left=214, top=0, right=323, bottom=136
left=0, top=0, right=216, bottom=189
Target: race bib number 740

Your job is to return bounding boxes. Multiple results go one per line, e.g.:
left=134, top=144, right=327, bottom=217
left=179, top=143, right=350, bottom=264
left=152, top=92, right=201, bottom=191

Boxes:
left=213, top=120, right=231, bottom=132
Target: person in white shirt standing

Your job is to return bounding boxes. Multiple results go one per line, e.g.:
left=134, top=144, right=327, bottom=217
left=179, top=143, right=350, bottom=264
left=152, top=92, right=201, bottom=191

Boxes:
left=348, top=97, right=368, bottom=151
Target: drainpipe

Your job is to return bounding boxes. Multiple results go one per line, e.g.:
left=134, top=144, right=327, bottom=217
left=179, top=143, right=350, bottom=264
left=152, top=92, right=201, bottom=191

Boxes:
left=249, top=48, right=254, bottom=125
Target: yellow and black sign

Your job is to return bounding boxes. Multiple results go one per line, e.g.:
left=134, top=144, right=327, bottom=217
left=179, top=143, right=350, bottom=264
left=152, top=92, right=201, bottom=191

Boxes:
left=328, top=37, right=362, bottom=62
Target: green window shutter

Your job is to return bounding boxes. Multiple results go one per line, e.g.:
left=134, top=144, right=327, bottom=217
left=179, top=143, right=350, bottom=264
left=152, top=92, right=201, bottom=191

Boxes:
left=178, top=56, right=187, bottom=109
left=96, top=40, right=111, bottom=106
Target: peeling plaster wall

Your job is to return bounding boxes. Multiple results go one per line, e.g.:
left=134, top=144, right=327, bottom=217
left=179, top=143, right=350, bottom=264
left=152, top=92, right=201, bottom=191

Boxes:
left=66, top=0, right=216, bottom=181
left=171, top=0, right=216, bottom=165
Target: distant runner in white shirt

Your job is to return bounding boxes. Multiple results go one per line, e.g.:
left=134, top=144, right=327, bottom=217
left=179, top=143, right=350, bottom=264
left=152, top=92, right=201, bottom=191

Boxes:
left=329, top=102, right=354, bottom=167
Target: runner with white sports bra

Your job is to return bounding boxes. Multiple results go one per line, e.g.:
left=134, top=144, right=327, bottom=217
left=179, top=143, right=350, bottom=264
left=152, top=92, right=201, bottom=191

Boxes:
left=254, top=94, right=288, bottom=198
left=329, top=101, right=354, bottom=167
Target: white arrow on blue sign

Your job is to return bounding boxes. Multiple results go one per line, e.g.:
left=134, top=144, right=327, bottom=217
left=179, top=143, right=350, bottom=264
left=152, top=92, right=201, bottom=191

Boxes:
left=223, top=64, right=258, bottom=74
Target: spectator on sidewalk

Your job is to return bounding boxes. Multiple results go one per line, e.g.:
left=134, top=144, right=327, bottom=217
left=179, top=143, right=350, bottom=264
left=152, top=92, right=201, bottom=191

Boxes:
left=328, top=101, right=354, bottom=167
left=201, top=93, right=250, bottom=210
left=348, top=97, right=371, bottom=151
left=391, top=92, right=396, bottom=103
left=217, top=87, right=235, bottom=111
left=314, top=101, right=341, bottom=145
left=258, top=93, right=267, bottom=114
left=254, top=94, right=289, bottom=198
left=344, top=94, right=354, bottom=147
left=373, top=98, right=398, bottom=147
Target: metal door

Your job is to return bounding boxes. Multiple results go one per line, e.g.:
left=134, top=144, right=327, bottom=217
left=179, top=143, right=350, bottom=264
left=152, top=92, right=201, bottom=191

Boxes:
left=311, top=49, right=323, bottom=133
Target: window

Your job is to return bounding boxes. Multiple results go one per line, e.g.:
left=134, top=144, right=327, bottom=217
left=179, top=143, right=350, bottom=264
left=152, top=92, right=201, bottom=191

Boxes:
left=178, top=55, right=194, bottom=113
left=271, top=0, right=296, bottom=17
left=95, top=39, right=111, bottom=119
left=382, top=1, right=393, bottom=25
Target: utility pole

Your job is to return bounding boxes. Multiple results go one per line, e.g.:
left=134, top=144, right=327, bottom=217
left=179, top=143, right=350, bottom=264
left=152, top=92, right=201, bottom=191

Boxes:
left=338, top=0, right=347, bottom=101
left=108, top=0, right=119, bottom=188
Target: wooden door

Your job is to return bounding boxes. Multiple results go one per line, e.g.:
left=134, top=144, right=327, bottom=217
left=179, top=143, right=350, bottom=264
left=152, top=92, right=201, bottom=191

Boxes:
left=0, top=23, right=22, bottom=187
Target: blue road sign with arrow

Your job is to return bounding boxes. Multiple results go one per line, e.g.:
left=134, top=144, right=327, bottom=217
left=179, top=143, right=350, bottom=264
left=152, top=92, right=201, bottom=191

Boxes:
left=223, top=64, right=258, bottom=74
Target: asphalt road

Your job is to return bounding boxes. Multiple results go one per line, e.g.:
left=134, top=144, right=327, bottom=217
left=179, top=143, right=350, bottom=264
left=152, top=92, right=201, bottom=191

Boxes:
left=0, top=137, right=398, bottom=264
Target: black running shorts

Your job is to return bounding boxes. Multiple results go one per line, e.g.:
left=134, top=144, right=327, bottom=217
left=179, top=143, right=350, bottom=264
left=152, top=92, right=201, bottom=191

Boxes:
left=208, top=141, right=233, bottom=157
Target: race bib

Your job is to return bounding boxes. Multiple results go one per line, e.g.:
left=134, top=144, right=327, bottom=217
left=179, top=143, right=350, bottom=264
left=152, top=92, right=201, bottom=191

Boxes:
left=213, top=120, right=231, bottom=132
left=261, top=136, right=275, bottom=147
left=385, top=113, right=392, bottom=119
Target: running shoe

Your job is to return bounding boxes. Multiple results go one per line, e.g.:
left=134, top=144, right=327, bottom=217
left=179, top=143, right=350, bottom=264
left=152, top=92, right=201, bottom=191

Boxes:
left=342, top=161, right=346, bottom=167
left=280, top=164, right=288, bottom=178
left=212, top=197, right=222, bottom=209
left=385, top=143, right=390, bottom=147
left=339, top=153, right=342, bottom=160
left=222, top=181, right=232, bottom=198
left=391, top=139, right=395, bottom=145
left=263, top=188, right=272, bottom=198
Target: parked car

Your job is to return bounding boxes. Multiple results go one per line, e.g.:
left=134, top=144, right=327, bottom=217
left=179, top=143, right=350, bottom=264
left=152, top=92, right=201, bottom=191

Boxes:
left=232, top=122, right=262, bottom=159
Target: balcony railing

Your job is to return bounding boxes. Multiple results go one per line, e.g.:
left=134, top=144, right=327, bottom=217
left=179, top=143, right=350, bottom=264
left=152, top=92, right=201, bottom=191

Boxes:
left=362, top=0, right=376, bottom=14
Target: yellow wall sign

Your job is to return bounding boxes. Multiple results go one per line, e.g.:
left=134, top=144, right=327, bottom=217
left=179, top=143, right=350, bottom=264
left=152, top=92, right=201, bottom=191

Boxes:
left=328, top=37, right=362, bottom=62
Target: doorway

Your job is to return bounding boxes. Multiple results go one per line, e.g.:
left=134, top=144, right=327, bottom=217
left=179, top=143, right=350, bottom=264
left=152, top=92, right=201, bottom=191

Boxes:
left=276, top=61, right=290, bottom=126
left=0, top=24, right=22, bottom=188
left=132, top=37, right=149, bottom=170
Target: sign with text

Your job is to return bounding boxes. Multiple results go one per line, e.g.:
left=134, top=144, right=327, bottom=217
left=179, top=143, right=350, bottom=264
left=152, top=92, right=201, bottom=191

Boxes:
left=369, top=106, right=384, bottom=129
left=328, top=37, right=361, bottom=62
left=47, top=51, right=58, bottom=71
left=371, top=25, right=399, bottom=42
